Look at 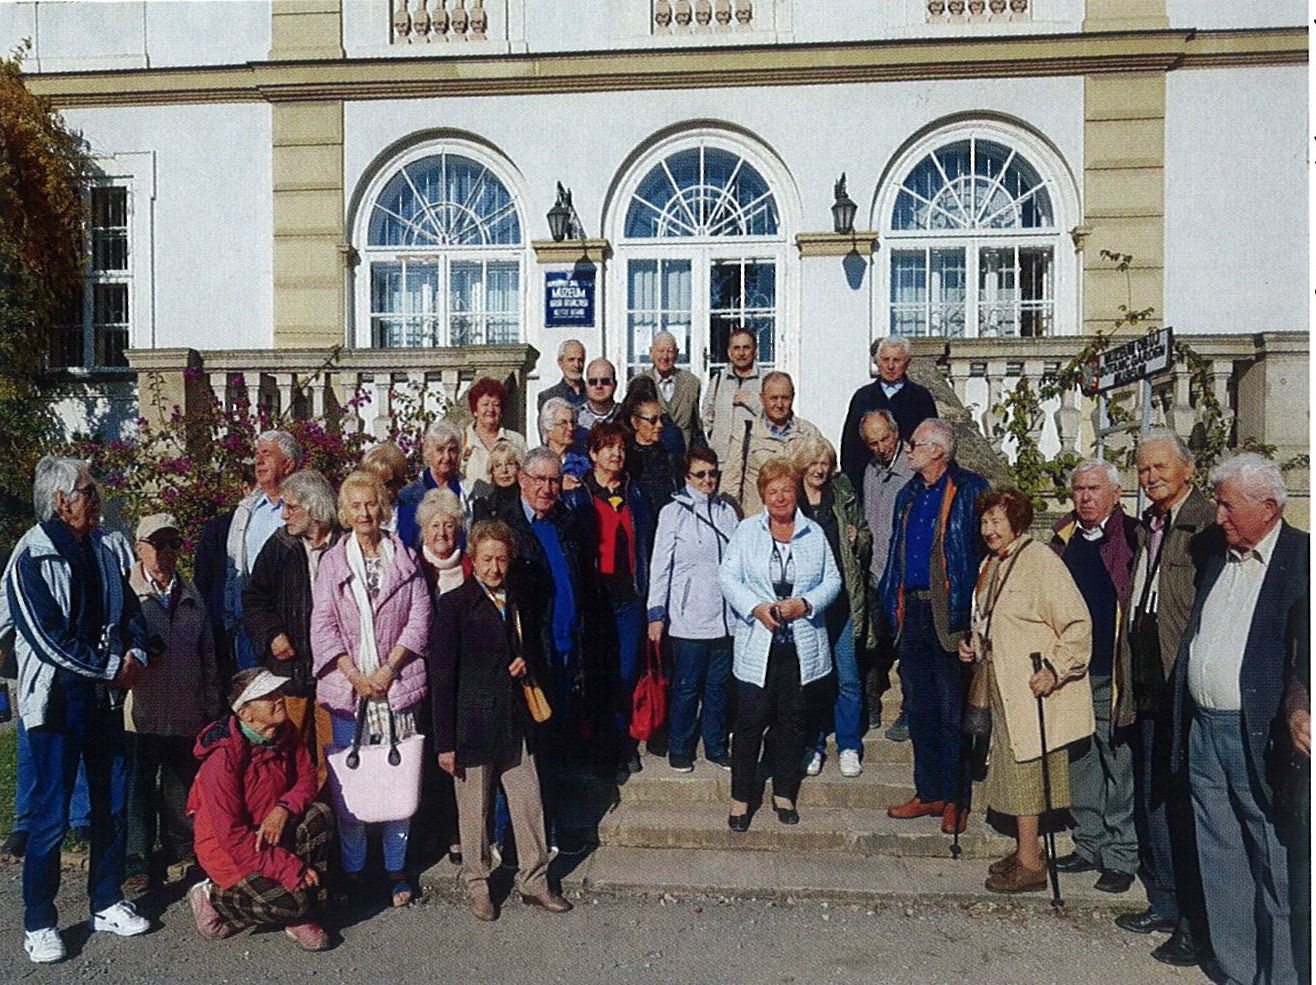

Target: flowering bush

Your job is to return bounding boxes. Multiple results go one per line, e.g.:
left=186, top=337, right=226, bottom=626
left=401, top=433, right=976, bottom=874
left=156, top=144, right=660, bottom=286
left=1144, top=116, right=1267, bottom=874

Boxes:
left=63, top=369, right=447, bottom=567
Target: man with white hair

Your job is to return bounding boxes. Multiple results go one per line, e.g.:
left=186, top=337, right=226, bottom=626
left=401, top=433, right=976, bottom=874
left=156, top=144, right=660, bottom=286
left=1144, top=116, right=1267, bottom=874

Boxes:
left=1048, top=459, right=1140, bottom=894
left=642, top=331, right=704, bottom=450
left=1, top=457, right=150, bottom=962
left=839, top=336, right=937, bottom=493
left=1116, top=428, right=1218, bottom=967
left=1170, top=453, right=1308, bottom=985
left=225, top=430, right=302, bottom=671
left=877, top=419, right=987, bottom=835
left=537, top=339, right=588, bottom=411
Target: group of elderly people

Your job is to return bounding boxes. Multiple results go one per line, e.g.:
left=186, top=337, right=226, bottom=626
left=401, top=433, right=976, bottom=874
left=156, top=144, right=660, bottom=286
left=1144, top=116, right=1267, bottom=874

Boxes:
left=1, top=331, right=1307, bottom=985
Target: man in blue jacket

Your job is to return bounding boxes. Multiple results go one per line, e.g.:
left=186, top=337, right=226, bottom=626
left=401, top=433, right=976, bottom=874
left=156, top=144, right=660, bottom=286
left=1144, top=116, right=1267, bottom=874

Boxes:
left=879, top=419, right=987, bottom=836
left=1, top=457, right=151, bottom=963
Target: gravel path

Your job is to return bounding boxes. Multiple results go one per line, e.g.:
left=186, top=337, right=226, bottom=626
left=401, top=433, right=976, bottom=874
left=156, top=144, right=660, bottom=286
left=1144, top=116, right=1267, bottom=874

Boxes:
left=0, top=864, right=1213, bottom=985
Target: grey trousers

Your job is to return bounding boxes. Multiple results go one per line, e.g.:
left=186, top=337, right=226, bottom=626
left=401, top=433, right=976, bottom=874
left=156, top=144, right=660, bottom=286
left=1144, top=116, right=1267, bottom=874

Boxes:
left=1068, top=675, right=1138, bottom=874
left=1190, top=708, right=1295, bottom=985
left=453, top=740, right=550, bottom=900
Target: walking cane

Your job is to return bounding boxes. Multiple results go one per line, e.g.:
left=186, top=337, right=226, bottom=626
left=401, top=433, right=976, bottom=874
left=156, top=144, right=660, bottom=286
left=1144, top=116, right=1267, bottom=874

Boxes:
left=1029, top=652, right=1064, bottom=910
left=949, top=657, right=975, bottom=860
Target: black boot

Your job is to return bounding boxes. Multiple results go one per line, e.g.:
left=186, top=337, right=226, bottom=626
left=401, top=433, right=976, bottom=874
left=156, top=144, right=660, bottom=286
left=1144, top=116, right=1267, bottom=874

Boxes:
left=1151, top=920, right=1202, bottom=967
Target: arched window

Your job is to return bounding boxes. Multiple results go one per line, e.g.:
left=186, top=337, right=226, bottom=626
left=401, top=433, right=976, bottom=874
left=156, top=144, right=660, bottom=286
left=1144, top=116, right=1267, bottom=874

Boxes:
left=358, top=147, right=524, bottom=348
left=613, top=135, right=789, bottom=378
left=881, top=129, right=1071, bottom=338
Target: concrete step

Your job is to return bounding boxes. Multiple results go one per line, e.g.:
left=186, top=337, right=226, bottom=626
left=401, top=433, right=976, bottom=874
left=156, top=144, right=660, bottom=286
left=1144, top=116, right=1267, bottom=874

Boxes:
left=546, top=845, right=1143, bottom=912
left=614, top=757, right=917, bottom=810
left=592, top=800, right=1071, bottom=860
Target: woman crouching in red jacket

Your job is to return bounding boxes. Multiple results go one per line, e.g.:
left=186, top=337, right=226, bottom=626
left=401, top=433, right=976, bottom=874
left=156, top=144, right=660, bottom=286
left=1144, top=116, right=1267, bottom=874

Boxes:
left=185, top=668, right=333, bottom=951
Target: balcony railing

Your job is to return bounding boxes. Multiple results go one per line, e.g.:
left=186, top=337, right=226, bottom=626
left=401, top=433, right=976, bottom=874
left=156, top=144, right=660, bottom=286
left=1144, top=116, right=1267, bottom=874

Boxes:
left=652, top=0, right=755, bottom=34
left=391, top=0, right=490, bottom=44
left=925, top=0, right=1030, bottom=23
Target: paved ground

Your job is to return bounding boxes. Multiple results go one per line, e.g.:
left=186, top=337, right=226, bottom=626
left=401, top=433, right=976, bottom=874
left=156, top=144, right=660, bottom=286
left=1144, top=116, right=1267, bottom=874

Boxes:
left=0, top=864, right=1213, bottom=985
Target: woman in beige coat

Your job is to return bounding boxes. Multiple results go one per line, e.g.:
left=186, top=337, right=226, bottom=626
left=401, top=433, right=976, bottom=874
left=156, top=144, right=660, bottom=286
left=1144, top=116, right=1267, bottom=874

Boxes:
left=958, top=488, right=1093, bottom=894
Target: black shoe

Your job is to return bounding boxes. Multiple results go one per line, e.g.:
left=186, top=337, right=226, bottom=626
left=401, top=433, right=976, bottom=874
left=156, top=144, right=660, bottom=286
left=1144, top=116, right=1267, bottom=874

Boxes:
left=1094, top=870, right=1135, bottom=894
left=1151, top=925, right=1201, bottom=967
left=2, top=829, right=28, bottom=859
left=1115, top=908, right=1177, bottom=935
left=1053, top=851, right=1099, bottom=874
left=773, top=804, right=799, bottom=825
left=884, top=714, right=909, bottom=742
left=728, top=813, right=750, bottom=833
left=668, top=755, right=694, bottom=773
left=448, top=850, right=463, bottom=866
left=706, top=753, right=732, bottom=771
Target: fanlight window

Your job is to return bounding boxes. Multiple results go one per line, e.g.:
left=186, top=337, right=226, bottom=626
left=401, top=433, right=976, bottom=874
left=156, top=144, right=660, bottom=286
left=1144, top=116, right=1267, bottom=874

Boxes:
left=887, top=136, right=1058, bottom=338
left=625, top=146, right=779, bottom=239
left=368, top=153, right=521, bottom=247
left=892, top=138, right=1053, bottom=232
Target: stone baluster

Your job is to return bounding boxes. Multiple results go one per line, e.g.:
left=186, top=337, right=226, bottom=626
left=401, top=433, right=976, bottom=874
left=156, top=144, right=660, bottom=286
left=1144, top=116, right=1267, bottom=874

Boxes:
left=1022, top=359, right=1046, bottom=448
left=468, top=0, right=486, bottom=39
left=928, top=0, right=947, bottom=19
left=694, top=0, right=712, bottom=28
left=969, top=0, right=986, bottom=19
left=654, top=0, right=673, bottom=33
left=981, top=367, right=1006, bottom=454
left=310, top=372, right=329, bottom=422
left=674, top=0, right=693, bottom=31
left=372, top=375, right=393, bottom=439
left=734, top=0, right=752, bottom=28
left=273, top=372, right=296, bottom=421
left=1054, top=386, right=1084, bottom=455
left=946, top=361, right=971, bottom=409
left=948, top=0, right=966, bottom=21
left=412, top=0, right=432, bottom=42
left=392, top=0, right=411, bottom=43
left=714, top=0, right=731, bottom=29
left=450, top=0, right=469, bottom=39
left=245, top=375, right=264, bottom=418
left=432, top=0, right=449, bottom=40
left=341, top=373, right=366, bottom=435
left=1209, top=360, right=1235, bottom=434
left=1010, top=0, right=1029, bottom=14
left=1166, top=366, right=1194, bottom=440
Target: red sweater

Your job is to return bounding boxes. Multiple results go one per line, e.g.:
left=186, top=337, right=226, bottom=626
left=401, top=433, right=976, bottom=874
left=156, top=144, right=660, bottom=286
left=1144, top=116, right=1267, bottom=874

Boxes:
left=187, top=716, right=317, bottom=891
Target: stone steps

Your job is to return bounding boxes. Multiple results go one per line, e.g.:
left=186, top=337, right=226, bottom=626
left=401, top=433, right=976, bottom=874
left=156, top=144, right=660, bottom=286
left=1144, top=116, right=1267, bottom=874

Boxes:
left=615, top=757, right=914, bottom=810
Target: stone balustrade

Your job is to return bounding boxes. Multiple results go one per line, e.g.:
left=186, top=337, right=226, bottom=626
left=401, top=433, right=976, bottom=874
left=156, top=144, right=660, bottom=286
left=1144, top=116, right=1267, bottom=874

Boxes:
left=652, top=0, right=755, bottom=34
left=925, top=0, right=1030, bottom=22
left=909, top=331, right=1310, bottom=509
left=391, top=0, right=490, bottom=44
left=125, top=344, right=541, bottom=438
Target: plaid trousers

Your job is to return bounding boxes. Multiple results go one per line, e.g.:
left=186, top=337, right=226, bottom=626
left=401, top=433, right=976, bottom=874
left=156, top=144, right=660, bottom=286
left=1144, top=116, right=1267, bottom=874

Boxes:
left=210, top=801, right=334, bottom=929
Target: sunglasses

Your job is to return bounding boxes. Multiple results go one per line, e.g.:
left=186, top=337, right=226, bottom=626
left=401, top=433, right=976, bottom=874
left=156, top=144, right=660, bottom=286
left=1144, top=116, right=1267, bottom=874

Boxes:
left=143, top=536, right=184, bottom=551
left=587, top=377, right=615, bottom=387
left=632, top=413, right=662, bottom=425
left=688, top=469, right=720, bottom=480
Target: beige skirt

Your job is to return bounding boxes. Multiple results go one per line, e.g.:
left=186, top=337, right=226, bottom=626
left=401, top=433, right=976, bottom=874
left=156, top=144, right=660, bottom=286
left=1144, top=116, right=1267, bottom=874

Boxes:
left=982, top=664, right=1070, bottom=817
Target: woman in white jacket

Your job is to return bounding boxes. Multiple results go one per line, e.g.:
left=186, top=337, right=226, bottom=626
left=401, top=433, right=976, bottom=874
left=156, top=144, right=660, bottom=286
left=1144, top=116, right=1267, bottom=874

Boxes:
left=647, top=447, right=741, bottom=773
left=719, top=457, right=840, bottom=832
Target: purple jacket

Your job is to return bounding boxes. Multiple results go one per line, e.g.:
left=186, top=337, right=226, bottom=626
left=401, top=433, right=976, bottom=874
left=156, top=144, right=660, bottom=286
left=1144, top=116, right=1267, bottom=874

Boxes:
left=310, top=534, right=432, bottom=716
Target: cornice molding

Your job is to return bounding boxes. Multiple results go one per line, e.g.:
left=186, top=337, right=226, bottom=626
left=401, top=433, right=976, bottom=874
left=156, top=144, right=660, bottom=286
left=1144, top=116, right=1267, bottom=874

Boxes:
left=531, top=239, right=613, bottom=264
left=24, top=28, right=1307, bottom=109
left=795, top=231, right=879, bottom=257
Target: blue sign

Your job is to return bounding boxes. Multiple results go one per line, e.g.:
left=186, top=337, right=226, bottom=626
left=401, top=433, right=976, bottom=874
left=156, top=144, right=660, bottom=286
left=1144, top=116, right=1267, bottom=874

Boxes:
left=544, top=269, right=595, bottom=328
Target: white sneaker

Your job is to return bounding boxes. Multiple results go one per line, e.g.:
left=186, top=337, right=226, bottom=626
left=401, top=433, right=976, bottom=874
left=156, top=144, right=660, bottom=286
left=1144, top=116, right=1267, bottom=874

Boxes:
left=91, top=899, right=149, bottom=937
left=24, top=926, right=65, bottom=963
left=805, top=752, right=823, bottom=776
left=839, top=749, right=863, bottom=778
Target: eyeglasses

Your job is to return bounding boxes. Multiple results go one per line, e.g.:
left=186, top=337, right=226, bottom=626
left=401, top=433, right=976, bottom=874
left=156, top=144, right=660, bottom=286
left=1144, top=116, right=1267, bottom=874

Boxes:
left=688, top=469, right=720, bottom=480
left=524, top=473, right=562, bottom=486
left=632, top=413, right=662, bottom=425
left=910, top=441, right=937, bottom=449
left=587, top=377, right=615, bottom=387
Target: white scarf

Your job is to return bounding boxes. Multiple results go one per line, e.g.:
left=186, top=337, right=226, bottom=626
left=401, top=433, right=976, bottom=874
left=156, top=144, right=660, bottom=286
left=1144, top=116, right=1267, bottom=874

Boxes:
left=345, top=532, right=394, bottom=676
left=423, top=545, right=465, bottom=595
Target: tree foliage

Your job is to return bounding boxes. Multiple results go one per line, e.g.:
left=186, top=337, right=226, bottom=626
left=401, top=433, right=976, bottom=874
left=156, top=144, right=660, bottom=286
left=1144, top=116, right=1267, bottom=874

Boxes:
left=0, top=42, right=93, bottom=543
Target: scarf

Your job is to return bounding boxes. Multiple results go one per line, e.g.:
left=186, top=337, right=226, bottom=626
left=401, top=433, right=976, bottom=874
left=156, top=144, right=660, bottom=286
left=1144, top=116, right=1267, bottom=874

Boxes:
left=424, top=545, right=465, bottom=595
left=345, top=532, right=394, bottom=676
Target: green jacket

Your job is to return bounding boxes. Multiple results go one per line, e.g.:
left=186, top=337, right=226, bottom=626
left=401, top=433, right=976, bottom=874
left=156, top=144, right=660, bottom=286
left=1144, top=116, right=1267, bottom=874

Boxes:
left=807, top=473, right=875, bottom=650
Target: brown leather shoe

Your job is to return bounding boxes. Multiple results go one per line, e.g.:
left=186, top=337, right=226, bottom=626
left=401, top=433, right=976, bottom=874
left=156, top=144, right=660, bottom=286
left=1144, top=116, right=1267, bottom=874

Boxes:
left=985, top=863, right=1047, bottom=894
left=940, top=803, right=967, bottom=835
left=521, top=891, right=573, bottom=913
left=470, top=895, right=497, bottom=922
left=887, top=797, right=945, bottom=819
left=988, top=851, right=1018, bottom=876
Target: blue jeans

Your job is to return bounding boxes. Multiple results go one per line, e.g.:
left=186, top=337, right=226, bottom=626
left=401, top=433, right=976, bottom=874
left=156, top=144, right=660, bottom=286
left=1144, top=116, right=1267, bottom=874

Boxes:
left=23, top=682, right=129, bottom=931
left=897, top=598, right=963, bottom=804
left=814, top=615, right=862, bottom=756
left=329, top=714, right=410, bottom=874
left=668, top=637, right=732, bottom=760
left=15, top=718, right=91, bottom=832
left=612, top=599, right=645, bottom=739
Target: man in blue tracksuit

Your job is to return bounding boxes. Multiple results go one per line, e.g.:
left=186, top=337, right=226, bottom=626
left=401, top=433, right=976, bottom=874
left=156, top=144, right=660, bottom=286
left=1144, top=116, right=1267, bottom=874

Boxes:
left=0, top=457, right=151, bottom=963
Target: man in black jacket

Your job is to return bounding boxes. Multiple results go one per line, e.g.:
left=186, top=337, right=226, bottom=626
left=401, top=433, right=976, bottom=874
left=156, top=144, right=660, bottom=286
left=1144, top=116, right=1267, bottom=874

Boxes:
left=839, top=336, right=937, bottom=493
left=241, top=470, right=340, bottom=776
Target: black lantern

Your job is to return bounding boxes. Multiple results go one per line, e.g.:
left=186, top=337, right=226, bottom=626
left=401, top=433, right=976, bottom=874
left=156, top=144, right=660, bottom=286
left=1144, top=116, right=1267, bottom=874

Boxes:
left=831, top=173, right=858, bottom=235
left=547, top=182, right=574, bottom=242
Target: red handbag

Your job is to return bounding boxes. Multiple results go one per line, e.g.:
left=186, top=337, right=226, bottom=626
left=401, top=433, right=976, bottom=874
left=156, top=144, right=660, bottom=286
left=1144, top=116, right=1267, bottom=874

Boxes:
left=629, top=640, right=669, bottom=742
